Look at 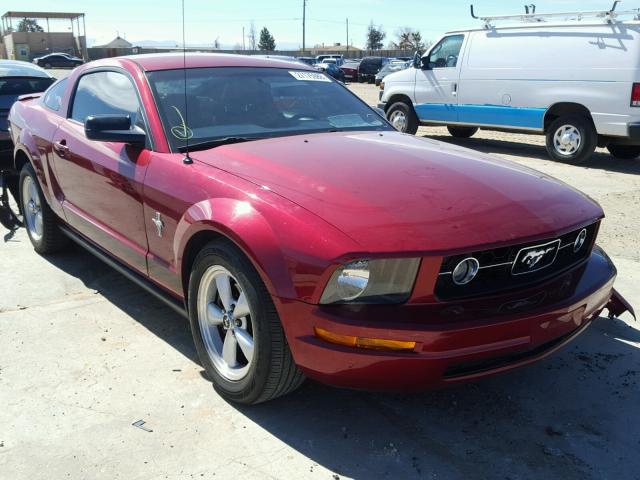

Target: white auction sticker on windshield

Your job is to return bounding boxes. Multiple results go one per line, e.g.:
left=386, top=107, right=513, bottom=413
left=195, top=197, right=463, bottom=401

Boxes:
left=289, top=71, right=331, bottom=82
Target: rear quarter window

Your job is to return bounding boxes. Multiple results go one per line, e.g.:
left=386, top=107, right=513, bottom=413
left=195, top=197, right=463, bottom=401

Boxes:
left=43, top=78, right=68, bottom=112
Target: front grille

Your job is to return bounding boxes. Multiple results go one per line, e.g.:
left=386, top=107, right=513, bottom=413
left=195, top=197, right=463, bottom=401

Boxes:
left=435, top=222, right=599, bottom=301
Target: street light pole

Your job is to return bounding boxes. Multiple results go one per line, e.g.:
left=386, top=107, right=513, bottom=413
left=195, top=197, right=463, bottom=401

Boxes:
left=302, top=0, right=307, bottom=54
left=346, top=18, right=349, bottom=52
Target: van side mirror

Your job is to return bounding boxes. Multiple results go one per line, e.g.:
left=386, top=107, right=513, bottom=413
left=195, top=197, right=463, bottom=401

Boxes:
left=421, top=56, right=432, bottom=70
left=412, top=51, right=421, bottom=69
left=84, top=114, right=146, bottom=147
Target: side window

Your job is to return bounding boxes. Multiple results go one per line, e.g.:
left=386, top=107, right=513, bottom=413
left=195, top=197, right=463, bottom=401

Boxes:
left=43, top=78, right=68, bottom=112
left=428, top=35, right=464, bottom=69
left=70, top=71, right=142, bottom=127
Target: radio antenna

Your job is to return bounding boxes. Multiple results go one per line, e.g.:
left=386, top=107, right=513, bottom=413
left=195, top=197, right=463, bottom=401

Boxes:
left=181, top=0, right=193, bottom=164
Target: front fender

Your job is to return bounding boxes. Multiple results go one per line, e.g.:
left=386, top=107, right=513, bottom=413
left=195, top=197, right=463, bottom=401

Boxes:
left=175, top=197, right=294, bottom=298
left=174, top=195, right=361, bottom=302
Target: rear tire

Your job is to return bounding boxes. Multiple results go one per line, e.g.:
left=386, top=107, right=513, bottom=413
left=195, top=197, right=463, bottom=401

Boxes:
left=606, top=144, right=640, bottom=159
left=188, top=240, right=304, bottom=404
left=386, top=101, right=419, bottom=135
left=447, top=126, right=478, bottom=138
left=545, top=115, right=597, bottom=164
left=19, top=163, right=67, bottom=254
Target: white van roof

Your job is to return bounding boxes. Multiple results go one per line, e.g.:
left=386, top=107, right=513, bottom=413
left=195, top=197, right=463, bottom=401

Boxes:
left=447, top=19, right=640, bottom=35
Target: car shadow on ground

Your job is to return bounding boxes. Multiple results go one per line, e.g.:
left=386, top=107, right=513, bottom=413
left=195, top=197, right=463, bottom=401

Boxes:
left=424, top=134, right=640, bottom=176
left=42, top=246, right=198, bottom=363
left=43, top=246, right=640, bottom=480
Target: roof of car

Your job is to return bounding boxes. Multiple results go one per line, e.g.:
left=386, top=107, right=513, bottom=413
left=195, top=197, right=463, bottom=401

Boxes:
left=106, top=53, right=316, bottom=72
left=0, top=60, right=52, bottom=78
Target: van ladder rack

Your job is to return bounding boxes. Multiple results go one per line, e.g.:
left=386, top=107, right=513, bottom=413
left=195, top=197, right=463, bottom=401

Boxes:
left=470, top=2, right=640, bottom=28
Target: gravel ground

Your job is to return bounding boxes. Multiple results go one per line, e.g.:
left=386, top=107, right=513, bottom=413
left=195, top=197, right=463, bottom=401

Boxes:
left=0, top=75, right=638, bottom=480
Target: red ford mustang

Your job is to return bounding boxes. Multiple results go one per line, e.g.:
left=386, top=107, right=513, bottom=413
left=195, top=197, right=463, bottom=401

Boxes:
left=7, top=54, right=634, bottom=404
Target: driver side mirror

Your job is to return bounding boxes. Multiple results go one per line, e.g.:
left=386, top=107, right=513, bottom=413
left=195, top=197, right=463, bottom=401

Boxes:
left=84, top=114, right=146, bottom=147
left=420, top=56, right=432, bottom=70
left=412, top=51, right=421, bottom=69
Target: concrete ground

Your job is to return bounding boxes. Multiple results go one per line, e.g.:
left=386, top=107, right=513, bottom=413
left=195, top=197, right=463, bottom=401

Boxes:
left=0, top=79, right=638, bottom=480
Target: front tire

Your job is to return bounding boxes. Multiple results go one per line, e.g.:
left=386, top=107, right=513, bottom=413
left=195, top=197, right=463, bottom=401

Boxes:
left=386, top=101, right=419, bottom=135
left=606, top=144, right=640, bottom=159
left=188, top=240, right=304, bottom=404
left=19, top=163, right=67, bottom=253
left=447, top=126, right=478, bottom=138
left=545, top=115, right=597, bottom=164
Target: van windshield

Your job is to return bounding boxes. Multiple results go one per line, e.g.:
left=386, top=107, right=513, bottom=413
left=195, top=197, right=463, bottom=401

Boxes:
left=147, top=67, right=390, bottom=151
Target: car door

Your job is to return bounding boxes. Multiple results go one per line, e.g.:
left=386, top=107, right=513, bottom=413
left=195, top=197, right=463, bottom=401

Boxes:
left=413, top=34, right=465, bottom=123
left=50, top=69, right=151, bottom=274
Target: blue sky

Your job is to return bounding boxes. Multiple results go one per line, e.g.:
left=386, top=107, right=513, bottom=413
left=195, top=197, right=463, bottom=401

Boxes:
left=5, top=0, right=616, bottom=49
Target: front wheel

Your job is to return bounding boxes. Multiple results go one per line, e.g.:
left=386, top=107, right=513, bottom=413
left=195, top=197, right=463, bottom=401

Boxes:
left=188, top=240, right=304, bottom=404
left=606, top=144, right=640, bottom=159
left=447, top=126, right=478, bottom=138
left=386, top=101, right=419, bottom=135
left=545, top=115, right=597, bottom=164
left=19, top=163, right=67, bottom=253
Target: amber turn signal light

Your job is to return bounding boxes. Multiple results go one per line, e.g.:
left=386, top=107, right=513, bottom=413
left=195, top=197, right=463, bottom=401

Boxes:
left=314, top=327, right=415, bottom=352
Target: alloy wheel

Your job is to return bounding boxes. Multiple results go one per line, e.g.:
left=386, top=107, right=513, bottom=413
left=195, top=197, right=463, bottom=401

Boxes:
left=553, top=125, right=582, bottom=156
left=196, top=265, right=255, bottom=381
left=21, top=175, right=43, bottom=242
left=389, top=110, right=408, bottom=132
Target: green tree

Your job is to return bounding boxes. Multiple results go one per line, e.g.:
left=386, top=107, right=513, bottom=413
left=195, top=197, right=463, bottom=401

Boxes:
left=395, top=28, right=426, bottom=52
left=258, top=27, right=276, bottom=51
left=366, top=22, right=385, bottom=50
left=17, top=18, right=44, bottom=33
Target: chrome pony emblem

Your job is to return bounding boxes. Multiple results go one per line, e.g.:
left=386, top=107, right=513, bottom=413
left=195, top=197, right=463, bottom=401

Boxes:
left=512, top=239, right=560, bottom=275
left=152, top=212, right=165, bottom=237
left=521, top=246, right=556, bottom=268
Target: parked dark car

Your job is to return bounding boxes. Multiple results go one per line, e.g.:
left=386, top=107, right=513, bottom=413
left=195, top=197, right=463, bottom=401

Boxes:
left=340, top=60, right=360, bottom=82
left=296, top=57, right=316, bottom=66
left=358, top=56, right=389, bottom=83
left=375, top=61, right=410, bottom=86
left=33, top=53, right=84, bottom=69
left=1, top=60, right=55, bottom=167
left=0, top=60, right=55, bottom=224
left=322, top=62, right=345, bottom=81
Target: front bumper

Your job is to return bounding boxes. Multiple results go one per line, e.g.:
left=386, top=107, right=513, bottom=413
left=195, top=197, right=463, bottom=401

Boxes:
left=275, top=247, right=628, bottom=391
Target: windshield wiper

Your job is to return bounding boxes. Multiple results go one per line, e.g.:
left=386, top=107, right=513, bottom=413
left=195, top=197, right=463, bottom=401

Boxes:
left=178, top=136, right=264, bottom=152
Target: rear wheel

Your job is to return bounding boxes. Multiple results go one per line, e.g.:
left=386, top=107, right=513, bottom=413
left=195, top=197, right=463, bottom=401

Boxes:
left=447, top=126, right=478, bottom=138
left=545, top=115, right=597, bottom=164
left=19, top=163, right=67, bottom=253
left=188, top=240, right=304, bottom=404
left=386, top=101, right=419, bottom=135
left=606, top=144, right=640, bottom=159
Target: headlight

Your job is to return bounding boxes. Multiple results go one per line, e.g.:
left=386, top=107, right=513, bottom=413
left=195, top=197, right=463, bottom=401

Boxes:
left=320, top=258, right=420, bottom=304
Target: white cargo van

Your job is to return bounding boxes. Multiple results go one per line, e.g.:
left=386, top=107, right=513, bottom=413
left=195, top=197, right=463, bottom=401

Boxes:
left=378, top=5, right=640, bottom=163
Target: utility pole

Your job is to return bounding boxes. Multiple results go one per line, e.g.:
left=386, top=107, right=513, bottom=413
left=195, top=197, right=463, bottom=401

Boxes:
left=346, top=18, right=349, bottom=52
left=242, top=26, right=245, bottom=50
left=302, top=0, right=307, bottom=54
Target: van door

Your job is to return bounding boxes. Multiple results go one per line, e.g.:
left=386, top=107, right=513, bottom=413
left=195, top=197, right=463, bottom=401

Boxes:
left=414, top=34, right=465, bottom=123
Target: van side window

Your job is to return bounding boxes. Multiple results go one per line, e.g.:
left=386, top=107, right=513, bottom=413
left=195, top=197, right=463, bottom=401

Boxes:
left=428, top=35, right=464, bottom=69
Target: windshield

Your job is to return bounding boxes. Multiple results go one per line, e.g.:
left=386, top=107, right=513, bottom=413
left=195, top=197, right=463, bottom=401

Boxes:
left=147, top=67, right=390, bottom=151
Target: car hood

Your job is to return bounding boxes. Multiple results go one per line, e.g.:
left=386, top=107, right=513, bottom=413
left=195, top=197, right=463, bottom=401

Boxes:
left=192, top=131, right=603, bottom=253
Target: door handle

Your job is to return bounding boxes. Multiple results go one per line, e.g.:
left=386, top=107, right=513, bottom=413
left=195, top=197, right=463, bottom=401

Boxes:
left=53, top=140, right=69, bottom=157
left=451, top=83, right=458, bottom=96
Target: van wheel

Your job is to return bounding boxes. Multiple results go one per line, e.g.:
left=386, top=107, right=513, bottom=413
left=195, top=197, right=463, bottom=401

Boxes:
left=606, top=144, right=640, bottom=159
left=188, top=240, right=304, bottom=404
left=447, top=126, right=478, bottom=138
left=19, top=163, right=67, bottom=253
left=545, top=115, right=597, bottom=164
left=386, top=102, right=419, bottom=135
